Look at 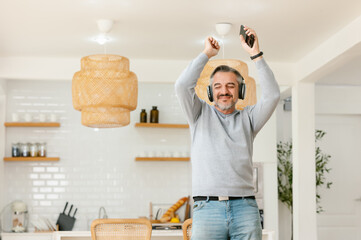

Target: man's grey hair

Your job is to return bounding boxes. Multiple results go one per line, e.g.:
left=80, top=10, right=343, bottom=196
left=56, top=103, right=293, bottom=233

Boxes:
left=209, top=65, right=243, bottom=86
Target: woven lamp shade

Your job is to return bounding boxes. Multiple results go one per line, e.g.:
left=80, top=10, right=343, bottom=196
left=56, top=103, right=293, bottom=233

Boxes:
left=195, top=59, right=257, bottom=110
left=72, top=54, right=138, bottom=128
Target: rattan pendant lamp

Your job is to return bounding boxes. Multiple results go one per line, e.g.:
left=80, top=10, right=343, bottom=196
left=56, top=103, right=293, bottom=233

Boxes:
left=72, top=19, right=138, bottom=128
left=195, top=23, right=257, bottom=110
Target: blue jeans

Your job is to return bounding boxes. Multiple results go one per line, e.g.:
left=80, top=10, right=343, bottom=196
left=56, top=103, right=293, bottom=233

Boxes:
left=191, top=198, right=262, bottom=240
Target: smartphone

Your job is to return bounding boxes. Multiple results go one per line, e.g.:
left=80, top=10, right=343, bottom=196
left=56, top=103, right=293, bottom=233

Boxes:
left=240, top=25, right=255, bottom=48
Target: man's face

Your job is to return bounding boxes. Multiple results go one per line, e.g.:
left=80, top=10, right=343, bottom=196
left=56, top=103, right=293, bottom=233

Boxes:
left=212, top=71, right=239, bottom=112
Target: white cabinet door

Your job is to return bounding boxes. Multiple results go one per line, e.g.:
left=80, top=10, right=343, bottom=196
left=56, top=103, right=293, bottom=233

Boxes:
left=316, top=115, right=361, bottom=240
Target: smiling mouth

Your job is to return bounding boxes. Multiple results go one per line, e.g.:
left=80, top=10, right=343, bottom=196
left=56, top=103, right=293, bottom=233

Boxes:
left=218, top=94, right=232, bottom=100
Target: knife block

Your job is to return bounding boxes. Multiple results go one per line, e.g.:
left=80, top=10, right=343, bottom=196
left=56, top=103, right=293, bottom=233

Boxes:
left=56, top=213, right=76, bottom=231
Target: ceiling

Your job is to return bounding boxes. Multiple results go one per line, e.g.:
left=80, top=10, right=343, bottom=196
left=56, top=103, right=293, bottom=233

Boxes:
left=0, top=0, right=360, bottom=85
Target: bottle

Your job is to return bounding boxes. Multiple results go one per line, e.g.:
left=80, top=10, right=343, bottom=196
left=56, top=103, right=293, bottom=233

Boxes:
left=140, top=109, right=147, bottom=123
left=150, top=106, right=159, bottom=123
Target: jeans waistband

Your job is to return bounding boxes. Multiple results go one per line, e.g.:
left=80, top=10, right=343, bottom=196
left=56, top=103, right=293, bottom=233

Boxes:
left=193, top=196, right=255, bottom=201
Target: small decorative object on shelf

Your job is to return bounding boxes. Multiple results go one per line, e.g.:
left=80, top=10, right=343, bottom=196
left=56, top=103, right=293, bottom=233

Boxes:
left=30, top=143, right=38, bottom=157
left=140, top=109, right=147, bottom=123
left=20, top=143, right=30, bottom=157
left=11, top=143, right=20, bottom=157
left=150, top=106, right=159, bottom=123
left=38, top=142, right=47, bottom=157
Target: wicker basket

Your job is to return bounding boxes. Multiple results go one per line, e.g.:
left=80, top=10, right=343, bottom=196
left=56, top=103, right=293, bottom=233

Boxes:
left=72, top=54, right=138, bottom=128
left=195, top=59, right=257, bottom=110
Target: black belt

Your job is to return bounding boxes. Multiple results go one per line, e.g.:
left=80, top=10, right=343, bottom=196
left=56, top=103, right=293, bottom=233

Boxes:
left=193, top=196, right=255, bottom=201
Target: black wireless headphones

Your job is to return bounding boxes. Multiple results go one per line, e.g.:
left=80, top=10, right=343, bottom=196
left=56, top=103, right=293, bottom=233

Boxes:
left=207, top=78, right=246, bottom=102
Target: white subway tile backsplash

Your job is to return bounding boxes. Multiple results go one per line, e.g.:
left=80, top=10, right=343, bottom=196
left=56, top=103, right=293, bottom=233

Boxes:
left=46, top=167, right=59, bottom=172
left=47, top=180, right=59, bottom=186
left=33, top=194, right=45, bottom=200
left=33, top=167, right=45, bottom=172
left=39, top=187, right=52, bottom=193
left=4, top=80, right=192, bottom=231
left=53, top=174, right=65, bottom=179
left=33, top=180, right=45, bottom=186
left=40, top=174, right=52, bottom=179
left=46, top=194, right=59, bottom=200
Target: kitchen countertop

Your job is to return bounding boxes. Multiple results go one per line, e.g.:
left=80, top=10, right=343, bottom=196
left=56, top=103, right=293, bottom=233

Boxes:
left=53, top=230, right=183, bottom=238
left=2, top=229, right=275, bottom=240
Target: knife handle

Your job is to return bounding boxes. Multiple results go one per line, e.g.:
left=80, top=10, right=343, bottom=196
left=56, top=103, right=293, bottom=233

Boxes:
left=63, top=202, right=68, bottom=214
left=73, top=208, right=77, bottom=218
left=68, top=204, right=73, bottom=216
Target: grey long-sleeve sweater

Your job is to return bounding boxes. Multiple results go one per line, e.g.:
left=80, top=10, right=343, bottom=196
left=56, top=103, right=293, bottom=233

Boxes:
left=175, top=53, right=280, bottom=197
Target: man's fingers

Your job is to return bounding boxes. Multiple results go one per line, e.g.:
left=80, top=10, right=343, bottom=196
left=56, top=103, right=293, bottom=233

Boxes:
left=239, top=34, right=246, bottom=43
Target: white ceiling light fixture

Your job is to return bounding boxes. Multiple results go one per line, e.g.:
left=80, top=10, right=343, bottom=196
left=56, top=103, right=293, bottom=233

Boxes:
left=94, top=19, right=114, bottom=45
left=215, top=22, right=232, bottom=58
left=215, top=22, right=232, bottom=37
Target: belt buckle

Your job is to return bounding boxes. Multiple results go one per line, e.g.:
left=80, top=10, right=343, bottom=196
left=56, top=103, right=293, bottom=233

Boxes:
left=218, top=196, right=229, bottom=201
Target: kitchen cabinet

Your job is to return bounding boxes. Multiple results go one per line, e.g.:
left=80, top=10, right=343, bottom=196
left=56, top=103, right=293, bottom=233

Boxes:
left=3, top=122, right=61, bottom=161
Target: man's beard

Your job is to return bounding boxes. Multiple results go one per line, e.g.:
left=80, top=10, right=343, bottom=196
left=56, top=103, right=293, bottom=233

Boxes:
left=214, top=94, right=237, bottom=111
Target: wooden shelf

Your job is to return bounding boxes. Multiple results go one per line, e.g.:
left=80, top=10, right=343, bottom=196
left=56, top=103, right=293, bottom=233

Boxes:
left=4, top=122, right=60, bottom=127
left=4, top=157, right=60, bottom=162
left=135, top=157, right=190, bottom=161
left=135, top=123, right=188, bottom=128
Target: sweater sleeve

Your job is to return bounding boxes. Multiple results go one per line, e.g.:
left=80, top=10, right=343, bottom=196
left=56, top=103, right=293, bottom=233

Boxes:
left=175, top=53, right=209, bottom=125
left=246, top=58, right=280, bottom=137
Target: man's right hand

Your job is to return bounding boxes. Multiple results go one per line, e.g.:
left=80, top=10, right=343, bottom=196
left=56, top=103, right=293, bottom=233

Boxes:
left=203, top=36, right=220, bottom=59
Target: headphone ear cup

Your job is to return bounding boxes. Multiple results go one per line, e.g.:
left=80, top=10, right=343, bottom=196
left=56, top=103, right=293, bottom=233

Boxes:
left=207, top=85, right=214, bottom=102
left=239, top=82, right=246, bottom=100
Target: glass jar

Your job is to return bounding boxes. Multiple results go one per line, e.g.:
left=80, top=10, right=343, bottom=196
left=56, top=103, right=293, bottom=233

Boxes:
left=140, top=109, right=147, bottom=123
left=20, top=143, right=30, bottom=157
left=38, top=142, right=47, bottom=157
left=150, top=106, right=159, bottom=123
left=30, top=143, right=38, bottom=157
left=11, top=143, right=20, bottom=157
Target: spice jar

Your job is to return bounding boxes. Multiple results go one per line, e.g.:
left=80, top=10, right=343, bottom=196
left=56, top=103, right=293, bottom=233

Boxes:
left=30, top=143, right=38, bottom=157
left=140, top=109, right=147, bottom=123
left=20, top=143, right=30, bottom=157
left=38, top=142, right=47, bottom=157
left=150, top=106, right=159, bottom=123
left=11, top=143, right=20, bottom=157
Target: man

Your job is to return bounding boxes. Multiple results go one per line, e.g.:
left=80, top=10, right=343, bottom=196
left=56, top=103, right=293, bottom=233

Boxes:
left=175, top=26, right=280, bottom=240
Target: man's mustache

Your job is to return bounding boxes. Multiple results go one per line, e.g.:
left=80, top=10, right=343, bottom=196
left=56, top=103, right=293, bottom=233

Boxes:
left=217, top=94, right=233, bottom=99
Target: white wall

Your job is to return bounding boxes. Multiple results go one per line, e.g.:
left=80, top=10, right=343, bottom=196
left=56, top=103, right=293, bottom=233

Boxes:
left=276, top=100, right=293, bottom=240
left=0, top=79, right=6, bottom=210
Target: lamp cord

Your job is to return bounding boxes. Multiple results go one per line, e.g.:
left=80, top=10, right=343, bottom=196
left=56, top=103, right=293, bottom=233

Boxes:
left=103, top=42, right=107, bottom=55
left=220, top=36, right=225, bottom=59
